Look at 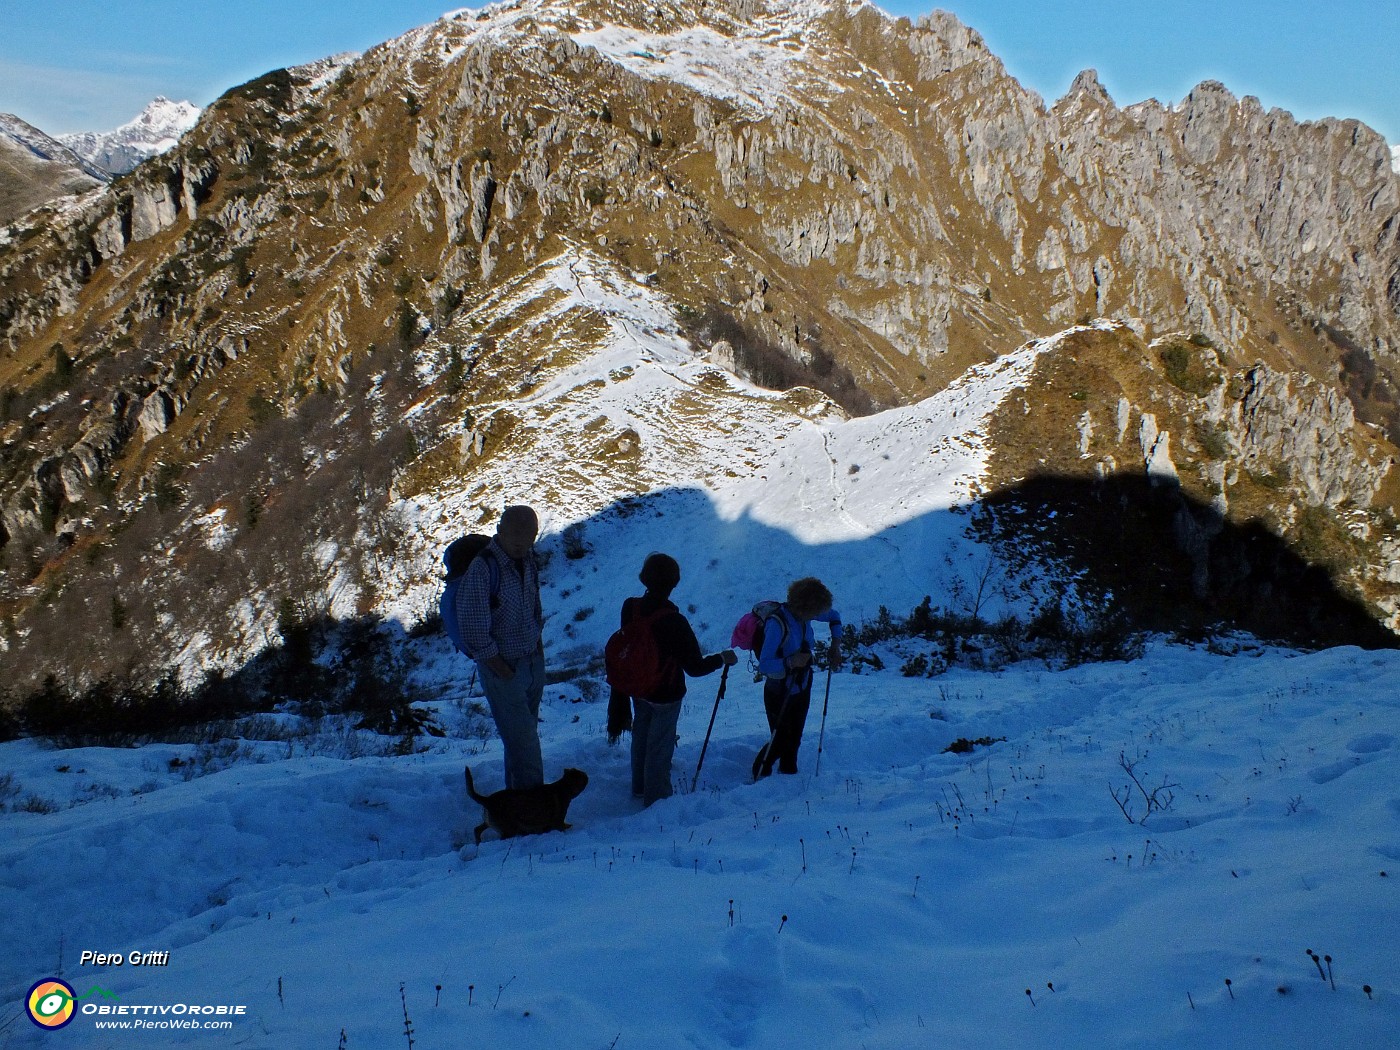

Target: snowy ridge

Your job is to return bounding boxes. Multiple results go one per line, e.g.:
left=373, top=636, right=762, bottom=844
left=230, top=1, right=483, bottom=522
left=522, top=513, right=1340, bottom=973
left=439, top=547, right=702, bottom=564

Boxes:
left=722, top=330, right=1058, bottom=545
left=1392, top=143, right=1400, bottom=175
left=566, top=23, right=808, bottom=110
left=293, top=51, right=362, bottom=91
left=372, top=248, right=1058, bottom=652
left=381, top=0, right=872, bottom=108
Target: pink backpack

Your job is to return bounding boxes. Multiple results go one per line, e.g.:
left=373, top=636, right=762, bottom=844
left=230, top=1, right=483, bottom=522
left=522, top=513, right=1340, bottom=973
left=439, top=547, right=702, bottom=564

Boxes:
left=731, top=600, right=787, bottom=654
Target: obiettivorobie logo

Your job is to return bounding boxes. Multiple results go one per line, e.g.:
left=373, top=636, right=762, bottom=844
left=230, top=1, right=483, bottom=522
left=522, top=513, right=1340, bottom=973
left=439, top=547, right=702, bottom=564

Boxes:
left=25, top=979, right=116, bottom=1030
left=25, top=976, right=248, bottom=1033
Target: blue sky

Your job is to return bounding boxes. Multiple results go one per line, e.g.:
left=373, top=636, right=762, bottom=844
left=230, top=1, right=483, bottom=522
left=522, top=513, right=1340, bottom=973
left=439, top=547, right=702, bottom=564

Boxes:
left=0, top=1, right=1395, bottom=144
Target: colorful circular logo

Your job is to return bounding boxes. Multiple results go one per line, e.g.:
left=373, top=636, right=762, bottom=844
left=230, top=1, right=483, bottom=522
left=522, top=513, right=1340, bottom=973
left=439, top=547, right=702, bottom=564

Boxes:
left=27, top=979, right=77, bottom=1029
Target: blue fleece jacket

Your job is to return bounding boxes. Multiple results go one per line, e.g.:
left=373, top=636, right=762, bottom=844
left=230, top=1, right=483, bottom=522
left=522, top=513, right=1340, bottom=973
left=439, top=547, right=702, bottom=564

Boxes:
left=756, top=604, right=842, bottom=680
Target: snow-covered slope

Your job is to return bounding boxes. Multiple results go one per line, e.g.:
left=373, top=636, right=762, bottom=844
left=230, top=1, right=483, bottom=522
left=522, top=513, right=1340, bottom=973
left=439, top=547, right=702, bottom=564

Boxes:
left=59, top=97, right=200, bottom=175
left=2, top=632, right=1396, bottom=1047
left=565, top=21, right=810, bottom=110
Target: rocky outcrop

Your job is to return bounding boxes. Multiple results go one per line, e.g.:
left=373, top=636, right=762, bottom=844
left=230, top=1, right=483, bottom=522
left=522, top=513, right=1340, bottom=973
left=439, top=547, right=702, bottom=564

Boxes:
left=0, top=333, right=241, bottom=547
left=135, top=342, right=241, bottom=443
left=0, top=144, right=221, bottom=359
left=468, top=162, right=497, bottom=243
left=130, top=172, right=182, bottom=241
left=106, top=154, right=218, bottom=254
left=1233, top=365, right=1389, bottom=509
left=138, top=390, right=177, bottom=441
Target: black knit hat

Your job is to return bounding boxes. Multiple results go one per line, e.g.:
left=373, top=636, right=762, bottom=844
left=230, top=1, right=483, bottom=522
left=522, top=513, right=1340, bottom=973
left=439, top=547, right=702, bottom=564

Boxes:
left=639, top=552, right=681, bottom=592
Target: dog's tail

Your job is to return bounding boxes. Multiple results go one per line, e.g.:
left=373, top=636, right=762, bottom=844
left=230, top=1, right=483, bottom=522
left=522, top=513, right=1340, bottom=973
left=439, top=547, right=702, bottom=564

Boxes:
left=464, top=765, right=488, bottom=805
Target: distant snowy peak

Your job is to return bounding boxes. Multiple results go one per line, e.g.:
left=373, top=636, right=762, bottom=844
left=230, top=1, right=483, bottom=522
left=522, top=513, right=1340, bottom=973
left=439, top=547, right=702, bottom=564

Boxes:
left=1392, top=144, right=1400, bottom=175
left=59, top=97, right=201, bottom=176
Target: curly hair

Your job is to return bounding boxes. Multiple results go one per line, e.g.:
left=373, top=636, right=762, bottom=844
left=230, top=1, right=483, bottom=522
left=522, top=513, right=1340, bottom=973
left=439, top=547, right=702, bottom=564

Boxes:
left=787, top=577, right=833, bottom=620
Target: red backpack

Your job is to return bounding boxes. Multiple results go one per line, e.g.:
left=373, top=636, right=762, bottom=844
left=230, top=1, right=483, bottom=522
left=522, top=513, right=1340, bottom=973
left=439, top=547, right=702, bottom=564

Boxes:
left=605, top=605, right=673, bottom=699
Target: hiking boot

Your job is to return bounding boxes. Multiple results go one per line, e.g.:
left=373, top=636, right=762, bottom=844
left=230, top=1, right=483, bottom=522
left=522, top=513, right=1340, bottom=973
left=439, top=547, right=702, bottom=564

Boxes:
left=752, top=745, right=773, bottom=780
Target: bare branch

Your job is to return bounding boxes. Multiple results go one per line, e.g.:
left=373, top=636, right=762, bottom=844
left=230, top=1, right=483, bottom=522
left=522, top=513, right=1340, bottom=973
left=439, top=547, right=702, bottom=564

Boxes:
left=1111, top=751, right=1181, bottom=824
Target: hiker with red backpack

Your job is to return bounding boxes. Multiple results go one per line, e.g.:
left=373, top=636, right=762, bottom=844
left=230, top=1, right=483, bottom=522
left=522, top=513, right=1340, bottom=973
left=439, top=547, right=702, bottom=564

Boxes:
left=606, top=553, right=737, bottom=806
left=747, top=577, right=843, bottom=778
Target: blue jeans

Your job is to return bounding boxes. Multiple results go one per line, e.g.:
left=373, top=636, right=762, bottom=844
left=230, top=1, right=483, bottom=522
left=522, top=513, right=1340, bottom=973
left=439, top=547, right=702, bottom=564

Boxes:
left=631, top=698, right=681, bottom=806
left=479, top=648, right=545, bottom=789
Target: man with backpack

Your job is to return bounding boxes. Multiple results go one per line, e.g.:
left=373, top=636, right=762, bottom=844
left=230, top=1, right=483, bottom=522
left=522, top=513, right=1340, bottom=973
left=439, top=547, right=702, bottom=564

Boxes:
left=606, top=553, right=737, bottom=806
left=454, top=505, right=546, bottom=789
left=752, top=577, right=843, bottom=778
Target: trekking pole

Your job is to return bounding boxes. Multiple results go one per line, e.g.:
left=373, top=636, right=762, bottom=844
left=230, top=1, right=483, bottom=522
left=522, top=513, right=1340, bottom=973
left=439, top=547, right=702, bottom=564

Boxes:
left=691, top=664, right=729, bottom=792
left=813, top=663, right=834, bottom=775
left=753, top=698, right=788, bottom=782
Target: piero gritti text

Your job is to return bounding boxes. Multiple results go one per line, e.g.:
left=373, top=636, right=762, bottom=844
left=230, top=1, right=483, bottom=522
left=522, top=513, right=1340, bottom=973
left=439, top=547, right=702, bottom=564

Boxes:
left=80, top=949, right=170, bottom=967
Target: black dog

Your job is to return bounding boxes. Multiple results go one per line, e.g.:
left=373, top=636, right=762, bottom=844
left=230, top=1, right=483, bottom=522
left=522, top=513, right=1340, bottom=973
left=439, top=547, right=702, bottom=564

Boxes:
left=464, top=766, right=589, bottom=845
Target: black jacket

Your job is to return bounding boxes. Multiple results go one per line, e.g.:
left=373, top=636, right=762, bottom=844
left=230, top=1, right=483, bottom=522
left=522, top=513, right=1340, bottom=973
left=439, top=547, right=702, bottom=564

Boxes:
left=615, top=594, right=724, bottom=702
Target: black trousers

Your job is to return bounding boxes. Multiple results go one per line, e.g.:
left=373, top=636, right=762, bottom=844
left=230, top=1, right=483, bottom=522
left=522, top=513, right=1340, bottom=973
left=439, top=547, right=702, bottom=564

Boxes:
left=761, top=671, right=813, bottom=774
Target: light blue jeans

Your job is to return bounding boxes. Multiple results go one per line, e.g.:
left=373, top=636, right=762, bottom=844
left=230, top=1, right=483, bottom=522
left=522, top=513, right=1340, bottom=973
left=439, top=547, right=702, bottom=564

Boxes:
left=631, top=698, right=682, bottom=806
left=479, top=648, right=545, bottom=789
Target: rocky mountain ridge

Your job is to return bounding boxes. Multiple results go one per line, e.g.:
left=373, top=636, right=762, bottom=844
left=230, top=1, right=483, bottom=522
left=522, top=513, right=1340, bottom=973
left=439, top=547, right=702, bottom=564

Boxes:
left=0, top=113, right=106, bottom=226
left=0, top=0, right=1396, bottom=691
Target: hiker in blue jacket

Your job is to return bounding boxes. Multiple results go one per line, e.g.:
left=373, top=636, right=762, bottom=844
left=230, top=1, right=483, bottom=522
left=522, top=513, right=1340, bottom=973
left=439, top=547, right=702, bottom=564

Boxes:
left=608, top=553, right=737, bottom=806
left=754, top=577, right=843, bottom=778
